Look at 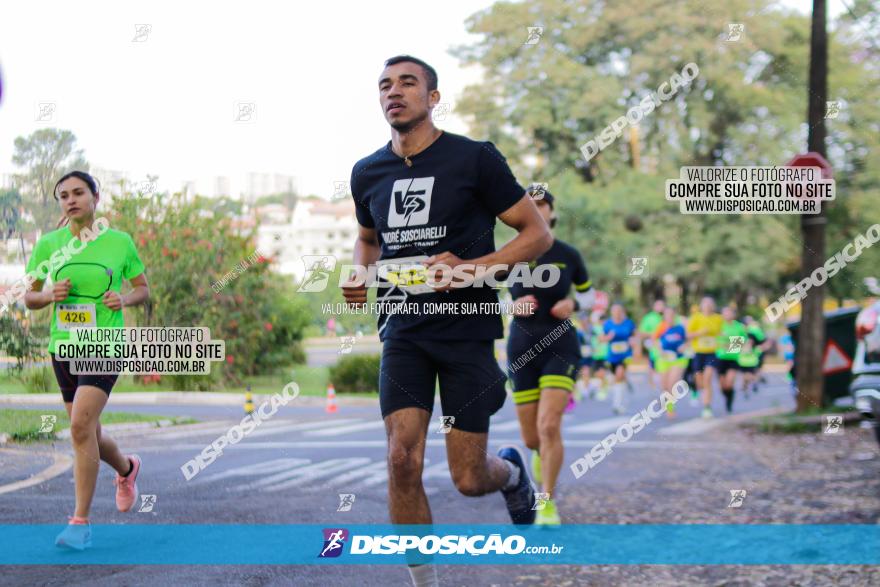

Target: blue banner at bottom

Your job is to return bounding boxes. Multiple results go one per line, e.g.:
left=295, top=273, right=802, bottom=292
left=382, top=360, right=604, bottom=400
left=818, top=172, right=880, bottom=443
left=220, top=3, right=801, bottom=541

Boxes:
left=1, top=524, right=877, bottom=565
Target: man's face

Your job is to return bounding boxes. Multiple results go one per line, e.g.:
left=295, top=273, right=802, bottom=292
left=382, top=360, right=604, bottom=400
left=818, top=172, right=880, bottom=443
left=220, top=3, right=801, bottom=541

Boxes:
left=535, top=200, right=553, bottom=226
left=378, top=62, right=438, bottom=132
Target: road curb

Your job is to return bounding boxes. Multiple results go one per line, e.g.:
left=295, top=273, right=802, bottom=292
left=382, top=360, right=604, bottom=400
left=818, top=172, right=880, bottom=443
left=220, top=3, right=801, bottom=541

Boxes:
left=54, top=419, right=180, bottom=440
left=0, top=449, right=73, bottom=495
left=0, top=392, right=378, bottom=407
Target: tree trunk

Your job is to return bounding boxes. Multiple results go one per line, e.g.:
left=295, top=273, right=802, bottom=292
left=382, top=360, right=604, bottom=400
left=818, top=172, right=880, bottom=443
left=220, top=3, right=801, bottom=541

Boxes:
left=735, top=288, right=748, bottom=313
left=796, top=0, right=828, bottom=412
left=679, top=277, right=690, bottom=315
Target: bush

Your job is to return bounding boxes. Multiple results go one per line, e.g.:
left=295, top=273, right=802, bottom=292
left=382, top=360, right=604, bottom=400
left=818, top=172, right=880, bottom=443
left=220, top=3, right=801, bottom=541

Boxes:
left=0, top=310, right=44, bottom=374
left=21, top=365, right=53, bottom=394
left=107, top=190, right=312, bottom=383
left=329, top=354, right=380, bottom=393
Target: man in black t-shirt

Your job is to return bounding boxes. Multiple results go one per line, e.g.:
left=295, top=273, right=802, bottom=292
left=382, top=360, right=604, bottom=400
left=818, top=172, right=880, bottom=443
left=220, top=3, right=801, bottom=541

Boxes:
left=341, top=56, right=552, bottom=549
left=507, top=187, right=593, bottom=526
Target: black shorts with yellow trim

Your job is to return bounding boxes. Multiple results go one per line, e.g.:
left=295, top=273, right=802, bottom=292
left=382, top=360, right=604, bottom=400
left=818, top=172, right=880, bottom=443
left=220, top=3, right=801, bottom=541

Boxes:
left=507, top=322, right=580, bottom=405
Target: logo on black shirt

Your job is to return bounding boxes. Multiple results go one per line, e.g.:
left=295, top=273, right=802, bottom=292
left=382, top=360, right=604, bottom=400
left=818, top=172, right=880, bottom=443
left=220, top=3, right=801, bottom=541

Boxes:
left=388, top=177, right=434, bottom=227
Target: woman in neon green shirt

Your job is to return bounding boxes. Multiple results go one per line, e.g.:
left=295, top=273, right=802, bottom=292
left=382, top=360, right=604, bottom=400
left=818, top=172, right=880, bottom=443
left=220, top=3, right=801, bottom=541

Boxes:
left=715, top=306, right=748, bottom=414
left=24, top=171, right=150, bottom=550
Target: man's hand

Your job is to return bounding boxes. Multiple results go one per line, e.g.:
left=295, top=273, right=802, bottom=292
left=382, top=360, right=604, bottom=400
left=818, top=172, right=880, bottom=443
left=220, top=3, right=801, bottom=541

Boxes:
left=550, top=298, right=575, bottom=320
left=425, top=252, right=472, bottom=292
left=103, top=290, right=125, bottom=311
left=341, top=272, right=368, bottom=307
left=50, top=278, right=71, bottom=303
left=512, top=295, right=538, bottom=317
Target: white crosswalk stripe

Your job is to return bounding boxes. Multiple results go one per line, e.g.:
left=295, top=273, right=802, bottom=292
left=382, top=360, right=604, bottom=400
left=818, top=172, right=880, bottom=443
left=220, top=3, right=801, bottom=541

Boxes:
left=153, top=422, right=246, bottom=441
left=421, top=460, right=450, bottom=481
left=259, top=458, right=372, bottom=492
left=327, top=459, right=388, bottom=488
left=246, top=419, right=362, bottom=438
left=657, top=417, right=724, bottom=436
left=208, top=457, right=456, bottom=493
left=192, top=458, right=310, bottom=485
left=303, top=420, right=386, bottom=437
left=489, top=419, right=523, bottom=432
left=565, top=416, right=631, bottom=434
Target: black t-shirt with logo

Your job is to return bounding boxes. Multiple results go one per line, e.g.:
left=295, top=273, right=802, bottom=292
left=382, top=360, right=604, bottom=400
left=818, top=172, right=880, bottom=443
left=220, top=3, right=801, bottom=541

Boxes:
left=509, top=238, right=591, bottom=336
left=350, top=131, right=524, bottom=341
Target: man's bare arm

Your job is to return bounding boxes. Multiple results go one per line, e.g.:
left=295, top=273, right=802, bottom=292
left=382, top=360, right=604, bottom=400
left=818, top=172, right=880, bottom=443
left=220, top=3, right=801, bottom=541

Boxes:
left=342, top=225, right=380, bottom=306
left=471, top=194, right=552, bottom=268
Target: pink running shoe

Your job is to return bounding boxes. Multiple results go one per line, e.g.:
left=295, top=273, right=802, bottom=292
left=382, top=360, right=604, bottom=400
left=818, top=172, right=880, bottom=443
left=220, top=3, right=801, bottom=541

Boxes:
left=564, top=395, right=577, bottom=413
left=114, top=454, right=141, bottom=512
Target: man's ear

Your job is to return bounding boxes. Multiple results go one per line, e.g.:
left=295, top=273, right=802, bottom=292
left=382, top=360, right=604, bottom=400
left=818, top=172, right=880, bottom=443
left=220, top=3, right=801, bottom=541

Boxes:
left=429, top=89, right=441, bottom=108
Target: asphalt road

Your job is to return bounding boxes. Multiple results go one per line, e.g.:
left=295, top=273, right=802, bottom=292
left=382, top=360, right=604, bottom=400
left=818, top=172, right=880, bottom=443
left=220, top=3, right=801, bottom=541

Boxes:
left=0, top=372, right=804, bottom=585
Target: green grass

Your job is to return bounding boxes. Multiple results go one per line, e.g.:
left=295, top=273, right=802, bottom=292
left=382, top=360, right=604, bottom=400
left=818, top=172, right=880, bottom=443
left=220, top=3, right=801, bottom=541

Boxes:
left=0, top=365, right=378, bottom=398
left=0, top=408, right=195, bottom=442
left=753, top=405, right=855, bottom=434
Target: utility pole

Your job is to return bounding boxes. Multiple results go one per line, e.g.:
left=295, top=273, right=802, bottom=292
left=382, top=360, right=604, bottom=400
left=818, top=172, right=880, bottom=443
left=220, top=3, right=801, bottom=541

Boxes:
left=797, top=0, right=828, bottom=412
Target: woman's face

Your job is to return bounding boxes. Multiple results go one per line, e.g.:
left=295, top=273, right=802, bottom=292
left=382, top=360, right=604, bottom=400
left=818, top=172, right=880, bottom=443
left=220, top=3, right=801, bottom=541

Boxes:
left=56, top=177, right=97, bottom=223
left=700, top=297, right=715, bottom=314
left=611, top=304, right=624, bottom=321
left=663, top=308, right=676, bottom=324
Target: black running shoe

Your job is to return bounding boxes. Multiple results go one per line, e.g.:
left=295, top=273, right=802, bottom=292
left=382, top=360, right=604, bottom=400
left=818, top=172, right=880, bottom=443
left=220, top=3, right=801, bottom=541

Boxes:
left=723, top=389, right=734, bottom=413
left=498, top=446, right=536, bottom=525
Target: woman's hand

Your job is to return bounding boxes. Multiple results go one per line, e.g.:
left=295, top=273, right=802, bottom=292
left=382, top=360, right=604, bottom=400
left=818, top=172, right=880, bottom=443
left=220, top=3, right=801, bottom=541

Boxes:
left=50, top=278, right=71, bottom=303
left=102, top=290, right=125, bottom=311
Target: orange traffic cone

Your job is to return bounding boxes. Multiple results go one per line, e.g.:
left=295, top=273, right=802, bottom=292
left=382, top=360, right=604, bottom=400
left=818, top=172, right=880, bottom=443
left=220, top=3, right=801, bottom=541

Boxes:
left=325, top=383, right=338, bottom=413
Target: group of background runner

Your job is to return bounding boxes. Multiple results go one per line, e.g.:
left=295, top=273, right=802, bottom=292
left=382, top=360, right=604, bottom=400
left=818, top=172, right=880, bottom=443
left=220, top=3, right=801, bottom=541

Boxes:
left=570, top=296, right=774, bottom=420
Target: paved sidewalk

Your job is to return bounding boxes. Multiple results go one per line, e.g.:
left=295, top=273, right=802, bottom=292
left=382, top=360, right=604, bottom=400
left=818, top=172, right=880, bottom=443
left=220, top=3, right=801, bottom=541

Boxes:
left=534, top=424, right=880, bottom=586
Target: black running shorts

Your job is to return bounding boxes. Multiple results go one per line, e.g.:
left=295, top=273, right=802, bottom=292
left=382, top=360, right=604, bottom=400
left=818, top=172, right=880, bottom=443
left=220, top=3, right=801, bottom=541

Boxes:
left=507, top=322, right=580, bottom=405
left=379, top=339, right=507, bottom=433
left=717, top=358, right=740, bottom=376
left=50, top=353, right=118, bottom=403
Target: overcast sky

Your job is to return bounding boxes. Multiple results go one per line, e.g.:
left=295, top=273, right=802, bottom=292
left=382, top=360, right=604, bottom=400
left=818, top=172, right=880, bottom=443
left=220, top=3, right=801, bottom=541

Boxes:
left=0, top=0, right=846, bottom=199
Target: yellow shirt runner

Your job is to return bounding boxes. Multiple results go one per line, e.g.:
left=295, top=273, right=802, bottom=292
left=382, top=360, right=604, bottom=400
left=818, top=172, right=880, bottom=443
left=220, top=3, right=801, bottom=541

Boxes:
left=687, top=312, right=724, bottom=353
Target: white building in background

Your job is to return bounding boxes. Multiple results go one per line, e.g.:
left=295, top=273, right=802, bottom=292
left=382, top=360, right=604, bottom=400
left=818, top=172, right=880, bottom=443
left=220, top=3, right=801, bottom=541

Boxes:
left=256, top=199, right=356, bottom=279
left=89, top=167, right=130, bottom=201
left=215, top=176, right=232, bottom=197
left=245, top=173, right=297, bottom=200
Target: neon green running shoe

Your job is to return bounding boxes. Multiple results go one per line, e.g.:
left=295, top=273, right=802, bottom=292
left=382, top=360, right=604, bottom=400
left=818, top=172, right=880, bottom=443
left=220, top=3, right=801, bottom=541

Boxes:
left=535, top=499, right=561, bottom=526
left=530, top=450, right=542, bottom=484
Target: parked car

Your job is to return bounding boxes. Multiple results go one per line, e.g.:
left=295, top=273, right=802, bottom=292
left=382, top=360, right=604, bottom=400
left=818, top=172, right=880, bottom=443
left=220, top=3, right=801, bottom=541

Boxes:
left=850, top=300, right=880, bottom=445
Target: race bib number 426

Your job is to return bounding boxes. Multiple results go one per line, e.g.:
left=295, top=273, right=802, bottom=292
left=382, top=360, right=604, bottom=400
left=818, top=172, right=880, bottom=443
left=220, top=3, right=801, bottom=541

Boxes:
left=57, top=303, right=97, bottom=330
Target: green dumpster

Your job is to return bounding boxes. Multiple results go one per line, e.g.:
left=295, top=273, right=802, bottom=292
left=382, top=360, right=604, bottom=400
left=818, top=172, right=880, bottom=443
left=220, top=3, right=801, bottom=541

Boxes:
left=788, top=307, right=859, bottom=406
